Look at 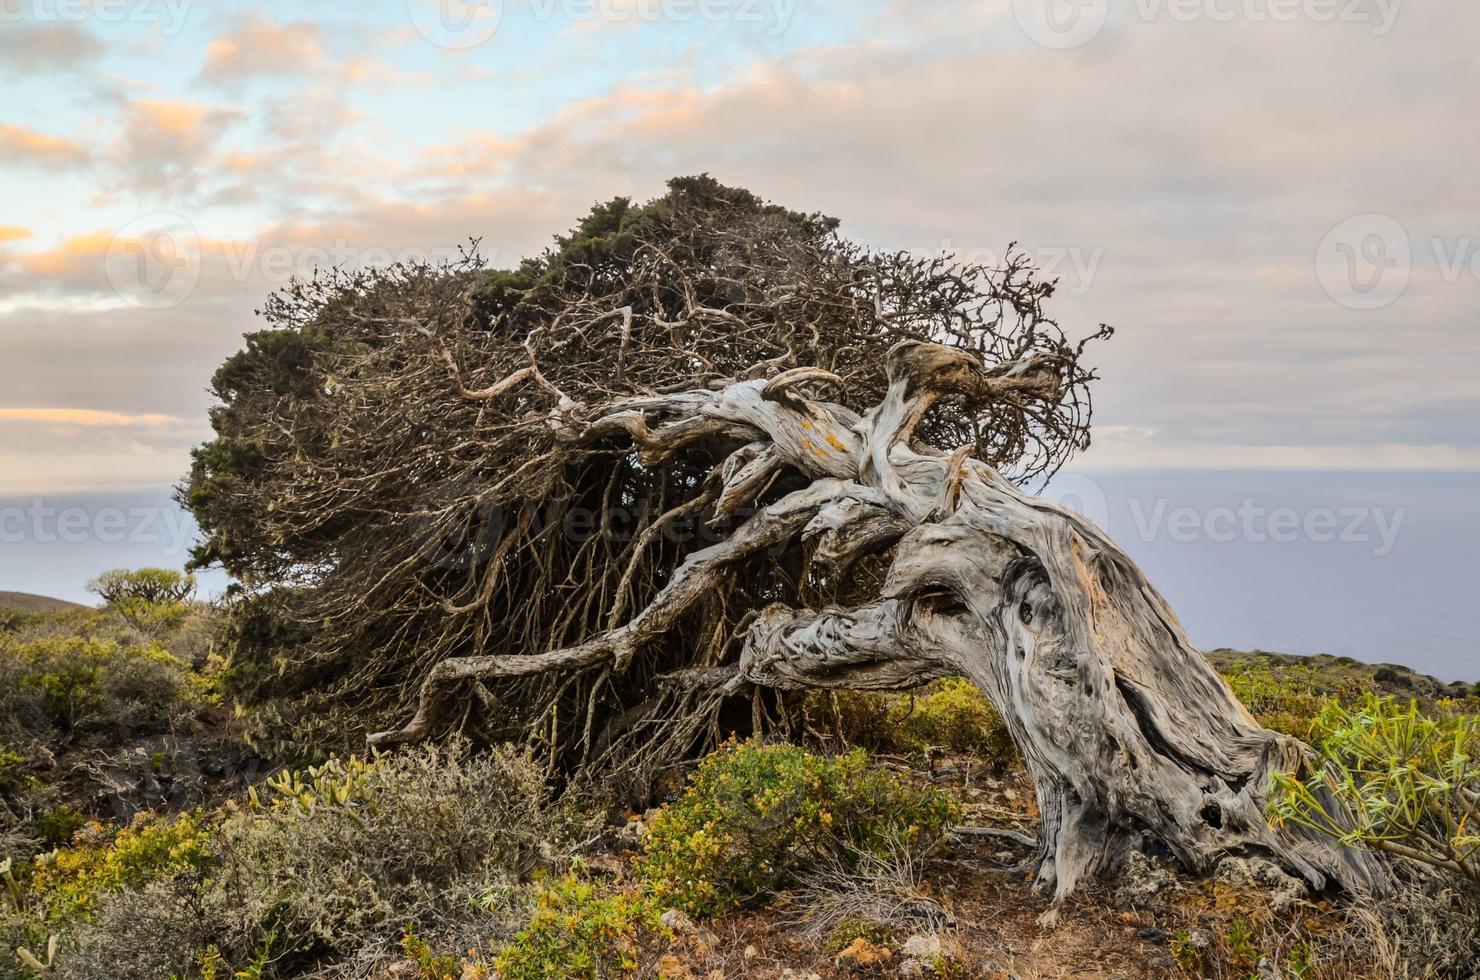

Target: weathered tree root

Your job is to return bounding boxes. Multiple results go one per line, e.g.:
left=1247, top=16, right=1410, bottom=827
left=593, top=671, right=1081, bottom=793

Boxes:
left=373, top=340, right=1389, bottom=904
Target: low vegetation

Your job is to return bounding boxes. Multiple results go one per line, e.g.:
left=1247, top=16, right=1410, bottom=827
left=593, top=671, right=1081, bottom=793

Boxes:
left=1270, top=694, right=1478, bottom=885
left=2, top=587, right=1477, bottom=977
left=637, top=740, right=960, bottom=916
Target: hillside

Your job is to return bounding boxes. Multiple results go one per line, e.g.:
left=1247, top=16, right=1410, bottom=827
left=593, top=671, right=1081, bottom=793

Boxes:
left=1, top=592, right=1475, bottom=977
left=0, top=591, right=87, bottom=614
left=1207, top=648, right=1478, bottom=701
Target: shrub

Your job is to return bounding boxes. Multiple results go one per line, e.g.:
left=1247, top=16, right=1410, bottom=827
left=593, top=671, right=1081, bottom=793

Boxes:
left=1221, top=663, right=1335, bottom=738
left=204, top=744, right=569, bottom=970
left=791, top=842, right=951, bottom=949
left=0, top=629, right=204, bottom=742
left=493, top=875, right=665, bottom=979
left=823, top=679, right=1017, bottom=768
left=32, top=806, right=86, bottom=849
left=88, top=567, right=197, bottom=638
left=1268, top=695, right=1478, bottom=887
left=25, top=810, right=212, bottom=925
left=637, top=740, right=960, bottom=916
left=20, top=743, right=581, bottom=979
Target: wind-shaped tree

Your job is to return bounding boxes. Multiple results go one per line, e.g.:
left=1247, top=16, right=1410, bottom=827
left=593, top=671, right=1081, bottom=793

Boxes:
left=185, top=176, right=1384, bottom=904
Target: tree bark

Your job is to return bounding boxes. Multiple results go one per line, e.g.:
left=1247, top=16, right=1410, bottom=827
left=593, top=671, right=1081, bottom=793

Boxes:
left=373, top=340, right=1389, bottom=904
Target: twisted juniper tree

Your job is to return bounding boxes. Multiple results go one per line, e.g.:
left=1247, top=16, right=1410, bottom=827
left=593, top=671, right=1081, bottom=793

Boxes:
left=185, top=176, right=1384, bottom=904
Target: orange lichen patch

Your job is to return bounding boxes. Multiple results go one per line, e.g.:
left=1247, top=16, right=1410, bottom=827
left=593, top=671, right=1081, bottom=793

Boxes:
left=826, top=434, right=850, bottom=452
left=834, top=936, right=892, bottom=967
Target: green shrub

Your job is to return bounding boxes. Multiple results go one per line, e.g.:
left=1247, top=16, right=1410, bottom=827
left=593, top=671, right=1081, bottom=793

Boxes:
left=1268, top=695, right=1478, bottom=886
left=824, top=679, right=1016, bottom=767
left=493, top=875, right=664, bottom=979
left=33, top=806, right=86, bottom=849
left=0, top=631, right=204, bottom=740
left=25, top=810, right=212, bottom=924
left=51, top=743, right=580, bottom=979
left=1221, top=663, right=1335, bottom=738
left=637, top=740, right=959, bottom=916
left=205, top=744, right=567, bottom=969
left=88, top=567, right=197, bottom=638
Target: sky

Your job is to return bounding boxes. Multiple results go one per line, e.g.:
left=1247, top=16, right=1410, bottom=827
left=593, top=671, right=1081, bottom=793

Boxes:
left=0, top=1, right=1476, bottom=673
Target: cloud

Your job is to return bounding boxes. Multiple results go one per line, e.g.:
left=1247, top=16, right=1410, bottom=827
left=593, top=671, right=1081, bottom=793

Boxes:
left=3, top=0, right=1478, bottom=494
left=0, top=408, right=179, bottom=427
left=0, top=20, right=101, bottom=75
left=0, top=226, right=33, bottom=244
left=0, top=124, right=92, bottom=170
left=111, top=98, right=244, bottom=194
left=197, top=16, right=326, bottom=86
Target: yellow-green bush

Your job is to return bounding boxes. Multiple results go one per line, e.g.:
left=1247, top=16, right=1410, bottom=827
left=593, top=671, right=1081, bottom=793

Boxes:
left=824, top=679, right=1017, bottom=768
left=493, top=875, right=664, bottom=979
left=637, top=740, right=960, bottom=916
left=1222, top=663, right=1334, bottom=738
left=41, top=743, right=579, bottom=979
left=25, top=811, right=211, bottom=924
left=1268, top=695, right=1478, bottom=887
left=0, top=630, right=206, bottom=741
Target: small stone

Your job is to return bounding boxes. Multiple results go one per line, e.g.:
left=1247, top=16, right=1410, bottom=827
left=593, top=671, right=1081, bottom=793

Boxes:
left=1215, top=856, right=1307, bottom=912
left=1138, top=927, right=1167, bottom=943
left=901, top=934, right=944, bottom=960
left=660, top=908, right=695, bottom=934
left=1116, top=850, right=1175, bottom=905
left=742, top=944, right=760, bottom=961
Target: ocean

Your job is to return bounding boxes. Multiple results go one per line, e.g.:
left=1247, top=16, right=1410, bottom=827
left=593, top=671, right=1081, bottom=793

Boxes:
left=2, top=470, right=1476, bottom=681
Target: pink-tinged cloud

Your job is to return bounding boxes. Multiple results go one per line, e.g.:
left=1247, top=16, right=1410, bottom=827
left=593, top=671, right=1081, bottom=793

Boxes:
left=197, top=17, right=326, bottom=84
left=0, top=408, right=179, bottom=427
left=0, top=124, right=91, bottom=170
left=112, top=99, right=244, bottom=194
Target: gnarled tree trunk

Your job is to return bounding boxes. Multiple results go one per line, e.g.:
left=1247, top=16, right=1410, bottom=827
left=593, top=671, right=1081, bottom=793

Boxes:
left=373, top=340, right=1388, bottom=904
